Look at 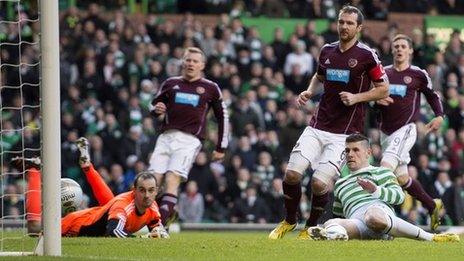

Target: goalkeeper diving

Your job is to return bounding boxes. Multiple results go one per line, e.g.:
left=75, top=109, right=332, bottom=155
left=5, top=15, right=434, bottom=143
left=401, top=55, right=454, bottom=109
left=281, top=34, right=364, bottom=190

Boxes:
left=306, top=133, right=459, bottom=242
left=11, top=137, right=168, bottom=239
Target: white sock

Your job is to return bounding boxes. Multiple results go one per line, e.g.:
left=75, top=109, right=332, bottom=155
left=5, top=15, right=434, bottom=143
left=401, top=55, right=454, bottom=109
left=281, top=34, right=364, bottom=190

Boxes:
left=384, top=215, right=433, bottom=241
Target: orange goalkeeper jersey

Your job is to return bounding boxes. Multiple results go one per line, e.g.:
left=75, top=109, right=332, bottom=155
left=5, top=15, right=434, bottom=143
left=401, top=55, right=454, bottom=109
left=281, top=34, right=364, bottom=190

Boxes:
left=61, top=191, right=161, bottom=237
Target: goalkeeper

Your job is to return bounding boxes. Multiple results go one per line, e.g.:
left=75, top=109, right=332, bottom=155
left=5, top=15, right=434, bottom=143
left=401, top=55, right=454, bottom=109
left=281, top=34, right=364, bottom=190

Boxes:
left=307, top=134, right=459, bottom=242
left=61, top=170, right=167, bottom=238
left=12, top=137, right=168, bottom=238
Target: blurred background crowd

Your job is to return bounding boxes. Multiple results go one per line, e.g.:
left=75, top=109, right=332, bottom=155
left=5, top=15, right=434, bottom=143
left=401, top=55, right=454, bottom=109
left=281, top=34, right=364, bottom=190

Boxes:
left=1, top=0, right=464, bottom=227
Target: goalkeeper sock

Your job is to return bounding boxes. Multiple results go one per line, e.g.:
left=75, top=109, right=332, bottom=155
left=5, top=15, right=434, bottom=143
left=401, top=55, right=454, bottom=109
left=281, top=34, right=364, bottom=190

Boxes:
left=306, top=192, right=329, bottom=227
left=26, top=167, right=41, bottom=221
left=283, top=181, right=301, bottom=224
left=385, top=214, right=433, bottom=241
left=83, top=163, right=114, bottom=206
left=159, top=193, right=178, bottom=226
left=402, top=177, right=436, bottom=214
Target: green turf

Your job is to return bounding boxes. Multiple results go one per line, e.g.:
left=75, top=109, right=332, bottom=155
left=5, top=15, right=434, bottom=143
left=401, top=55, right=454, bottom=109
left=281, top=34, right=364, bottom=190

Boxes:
left=1, top=231, right=463, bottom=260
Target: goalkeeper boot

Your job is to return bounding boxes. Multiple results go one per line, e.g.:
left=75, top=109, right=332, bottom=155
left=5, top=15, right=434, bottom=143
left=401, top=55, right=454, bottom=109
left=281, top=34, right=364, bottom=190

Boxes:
left=297, top=227, right=311, bottom=240
left=430, top=199, right=444, bottom=231
left=10, top=156, right=41, bottom=171
left=268, top=220, right=296, bottom=239
left=76, top=137, right=91, bottom=167
left=432, top=233, right=460, bottom=242
left=308, top=226, right=328, bottom=240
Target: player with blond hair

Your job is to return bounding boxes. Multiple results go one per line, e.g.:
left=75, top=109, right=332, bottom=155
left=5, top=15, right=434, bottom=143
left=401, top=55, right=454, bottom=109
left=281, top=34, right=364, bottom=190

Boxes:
left=149, top=47, right=229, bottom=229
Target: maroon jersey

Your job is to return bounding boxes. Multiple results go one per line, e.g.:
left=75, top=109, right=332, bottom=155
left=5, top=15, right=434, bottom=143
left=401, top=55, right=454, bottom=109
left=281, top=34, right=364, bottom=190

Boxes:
left=309, top=41, right=387, bottom=134
left=151, top=76, right=229, bottom=152
left=378, top=65, right=444, bottom=135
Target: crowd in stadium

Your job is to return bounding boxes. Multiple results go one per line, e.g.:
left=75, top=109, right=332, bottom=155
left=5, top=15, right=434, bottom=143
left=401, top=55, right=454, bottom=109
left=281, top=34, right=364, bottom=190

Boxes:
left=1, top=1, right=464, bottom=227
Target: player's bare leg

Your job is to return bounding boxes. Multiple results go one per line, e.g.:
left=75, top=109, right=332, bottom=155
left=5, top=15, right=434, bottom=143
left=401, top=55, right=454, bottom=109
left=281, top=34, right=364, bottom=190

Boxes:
left=269, top=170, right=301, bottom=239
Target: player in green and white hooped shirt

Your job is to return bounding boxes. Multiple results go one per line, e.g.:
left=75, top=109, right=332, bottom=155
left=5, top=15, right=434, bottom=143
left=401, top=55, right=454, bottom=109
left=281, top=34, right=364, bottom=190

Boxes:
left=307, top=134, right=459, bottom=242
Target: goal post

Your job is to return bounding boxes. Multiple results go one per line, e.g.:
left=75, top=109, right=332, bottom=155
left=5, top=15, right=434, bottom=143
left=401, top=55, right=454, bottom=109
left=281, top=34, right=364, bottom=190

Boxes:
left=40, top=0, right=61, bottom=256
left=0, top=0, right=61, bottom=256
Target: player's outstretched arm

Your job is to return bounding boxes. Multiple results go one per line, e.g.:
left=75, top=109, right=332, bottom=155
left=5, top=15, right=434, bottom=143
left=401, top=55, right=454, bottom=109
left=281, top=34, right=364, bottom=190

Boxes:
left=106, top=219, right=135, bottom=238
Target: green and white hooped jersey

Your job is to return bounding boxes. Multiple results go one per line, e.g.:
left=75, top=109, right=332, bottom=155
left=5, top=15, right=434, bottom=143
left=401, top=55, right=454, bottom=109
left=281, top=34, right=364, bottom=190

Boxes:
left=333, top=165, right=405, bottom=218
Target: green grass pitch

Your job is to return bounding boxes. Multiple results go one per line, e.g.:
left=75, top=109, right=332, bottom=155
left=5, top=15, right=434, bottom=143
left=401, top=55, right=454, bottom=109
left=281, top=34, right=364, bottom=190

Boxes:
left=1, top=231, right=463, bottom=260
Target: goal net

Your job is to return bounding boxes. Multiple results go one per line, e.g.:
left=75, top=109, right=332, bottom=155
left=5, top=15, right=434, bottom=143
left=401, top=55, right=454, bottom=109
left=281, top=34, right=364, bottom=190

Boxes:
left=1, top=0, right=61, bottom=256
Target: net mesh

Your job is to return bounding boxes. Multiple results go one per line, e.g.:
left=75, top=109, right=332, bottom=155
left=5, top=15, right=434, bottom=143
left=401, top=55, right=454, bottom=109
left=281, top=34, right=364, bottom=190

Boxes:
left=0, top=0, right=41, bottom=253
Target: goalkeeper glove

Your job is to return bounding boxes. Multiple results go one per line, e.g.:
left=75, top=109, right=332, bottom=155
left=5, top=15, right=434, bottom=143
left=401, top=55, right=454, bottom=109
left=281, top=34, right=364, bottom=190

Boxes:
left=140, top=225, right=170, bottom=239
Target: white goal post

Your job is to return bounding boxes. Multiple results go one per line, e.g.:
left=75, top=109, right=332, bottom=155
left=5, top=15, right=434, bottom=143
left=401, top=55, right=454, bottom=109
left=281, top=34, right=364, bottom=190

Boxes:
left=0, top=0, right=61, bottom=256
left=40, top=0, right=61, bottom=256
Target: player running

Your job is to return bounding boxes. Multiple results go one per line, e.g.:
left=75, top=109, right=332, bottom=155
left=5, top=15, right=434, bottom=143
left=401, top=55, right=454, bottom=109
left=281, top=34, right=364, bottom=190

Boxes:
left=149, top=47, right=229, bottom=228
left=376, top=34, right=445, bottom=230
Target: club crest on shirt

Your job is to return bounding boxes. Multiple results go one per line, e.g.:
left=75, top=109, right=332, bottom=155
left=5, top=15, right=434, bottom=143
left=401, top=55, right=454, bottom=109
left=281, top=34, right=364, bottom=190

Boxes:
left=196, top=86, right=205, bottom=94
left=348, top=58, right=358, bottom=68
left=403, top=76, right=412, bottom=84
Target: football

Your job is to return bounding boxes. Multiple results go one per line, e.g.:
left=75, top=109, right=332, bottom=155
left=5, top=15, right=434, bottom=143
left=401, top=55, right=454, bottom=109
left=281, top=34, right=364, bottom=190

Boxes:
left=61, top=178, right=83, bottom=217
left=325, top=224, right=349, bottom=241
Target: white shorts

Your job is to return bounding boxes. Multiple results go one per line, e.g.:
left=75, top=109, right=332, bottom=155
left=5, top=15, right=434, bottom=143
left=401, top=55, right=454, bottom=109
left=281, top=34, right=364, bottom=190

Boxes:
left=381, top=123, right=417, bottom=171
left=349, top=201, right=395, bottom=240
left=148, top=130, right=202, bottom=180
left=286, top=126, right=347, bottom=184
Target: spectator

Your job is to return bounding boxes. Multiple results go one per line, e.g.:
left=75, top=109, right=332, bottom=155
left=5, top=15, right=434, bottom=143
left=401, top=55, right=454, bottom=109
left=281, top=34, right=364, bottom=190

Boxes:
left=108, top=163, right=128, bottom=195
left=434, top=171, right=452, bottom=197
left=230, top=186, right=270, bottom=223
left=228, top=167, right=252, bottom=203
left=179, top=181, right=204, bottom=223
left=252, top=151, right=279, bottom=195
left=442, top=174, right=464, bottom=225
left=270, top=27, right=290, bottom=69
left=230, top=96, right=262, bottom=137
left=283, top=40, right=314, bottom=77
left=415, top=34, right=440, bottom=68
left=444, top=31, right=464, bottom=69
